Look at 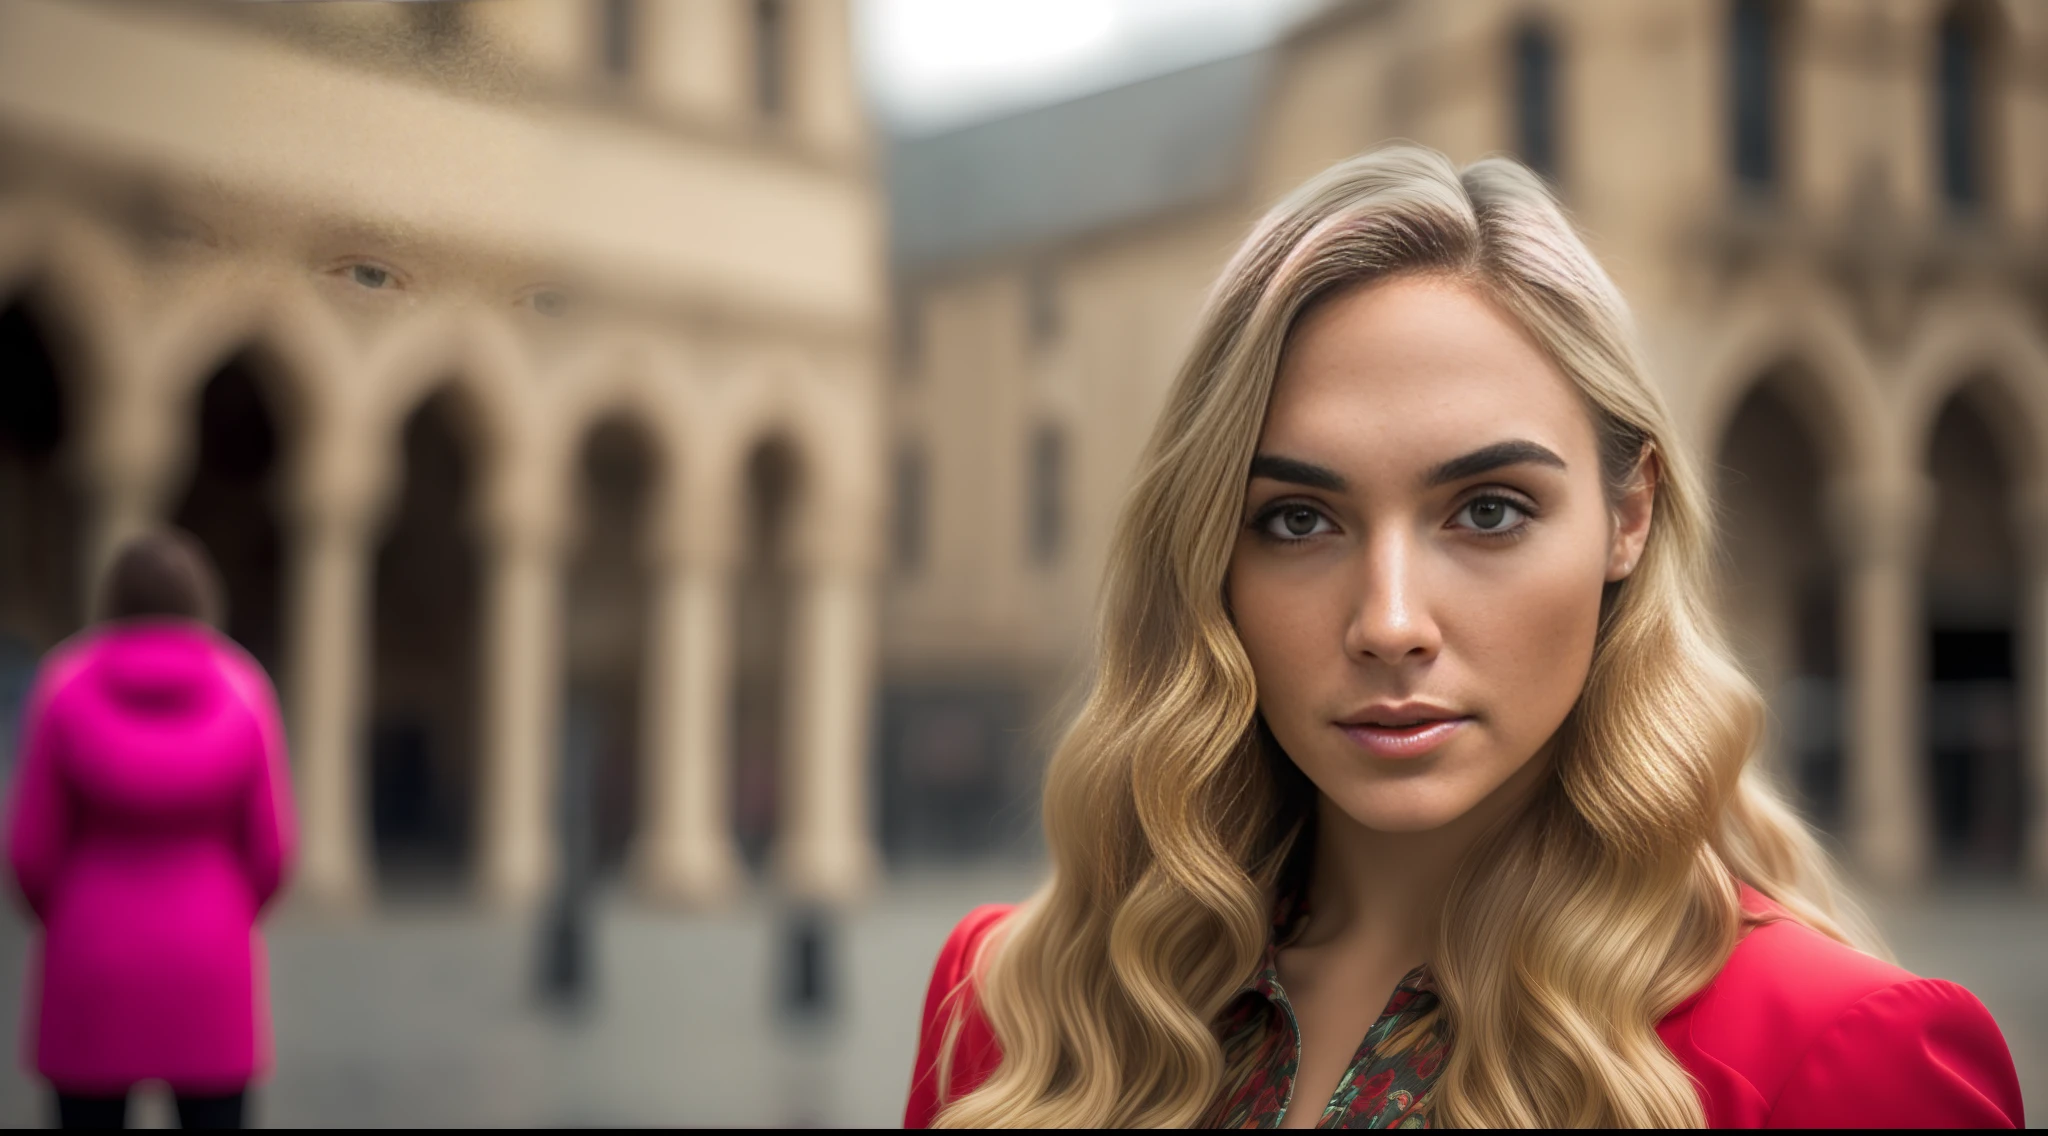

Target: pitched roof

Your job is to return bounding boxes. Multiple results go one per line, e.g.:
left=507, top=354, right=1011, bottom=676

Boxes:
left=885, top=49, right=1271, bottom=274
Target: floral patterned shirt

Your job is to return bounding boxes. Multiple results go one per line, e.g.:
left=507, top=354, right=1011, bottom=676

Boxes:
left=1204, top=899, right=1449, bottom=1129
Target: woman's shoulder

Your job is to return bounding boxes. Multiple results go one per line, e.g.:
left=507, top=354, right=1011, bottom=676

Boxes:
left=1658, top=885, right=2023, bottom=1127
left=21, top=632, right=101, bottom=716
left=933, top=903, right=1014, bottom=978
left=904, top=904, right=1015, bottom=1128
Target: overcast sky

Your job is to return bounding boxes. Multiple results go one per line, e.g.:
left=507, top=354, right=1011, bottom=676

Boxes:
left=856, top=0, right=1325, bottom=137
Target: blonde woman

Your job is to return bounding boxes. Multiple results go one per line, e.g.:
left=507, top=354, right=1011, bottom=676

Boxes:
left=901, top=146, right=2021, bottom=1129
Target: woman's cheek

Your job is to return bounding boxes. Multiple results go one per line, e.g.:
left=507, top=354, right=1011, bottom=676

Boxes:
left=1471, top=554, right=1605, bottom=743
left=1230, top=569, right=1326, bottom=730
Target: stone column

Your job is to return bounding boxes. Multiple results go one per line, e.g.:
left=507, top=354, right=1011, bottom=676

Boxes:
left=2015, top=487, right=2048, bottom=885
left=76, top=382, right=178, bottom=611
left=633, top=547, right=744, bottom=905
left=478, top=509, right=566, bottom=910
left=775, top=558, right=882, bottom=902
left=285, top=498, right=374, bottom=910
left=1828, top=475, right=1933, bottom=889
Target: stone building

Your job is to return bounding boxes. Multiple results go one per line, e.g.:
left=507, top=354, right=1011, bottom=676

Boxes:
left=0, top=0, right=885, bottom=910
left=887, top=0, right=2048, bottom=884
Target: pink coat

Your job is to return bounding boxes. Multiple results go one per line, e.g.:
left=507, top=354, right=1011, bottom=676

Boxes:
left=6, top=623, right=296, bottom=1093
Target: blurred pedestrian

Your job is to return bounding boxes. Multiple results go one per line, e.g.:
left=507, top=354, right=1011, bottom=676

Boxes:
left=5, top=529, right=296, bottom=1129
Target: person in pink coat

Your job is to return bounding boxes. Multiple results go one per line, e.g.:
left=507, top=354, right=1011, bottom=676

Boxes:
left=6, top=530, right=296, bottom=1129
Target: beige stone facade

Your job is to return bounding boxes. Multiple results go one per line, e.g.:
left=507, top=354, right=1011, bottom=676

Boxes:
left=0, top=0, right=884, bottom=910
left=890, top=0, right=2048, bottom=884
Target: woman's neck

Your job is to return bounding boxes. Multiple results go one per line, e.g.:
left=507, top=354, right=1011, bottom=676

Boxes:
left=1296, top=751, right=1551, bottom=964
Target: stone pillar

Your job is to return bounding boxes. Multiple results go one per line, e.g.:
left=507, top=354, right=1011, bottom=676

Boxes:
left=478, top=511, right=566, bottom=910
left=2015, top=487, right=2048, bottom=885
left=633, top=549, right=744, bottom=904
left=76, top=382, right=178, bottom=612
left=775, top=559, right=881, bottom=902
left=286, top=498, right=374, bottom=910
left=1828, top=475, right=1933, bottom=889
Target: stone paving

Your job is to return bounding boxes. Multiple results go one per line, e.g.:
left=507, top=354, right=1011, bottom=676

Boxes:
left=1, top=868, right=2042, bottom=1127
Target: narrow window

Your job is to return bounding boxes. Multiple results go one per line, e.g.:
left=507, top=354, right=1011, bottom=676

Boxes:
left=1730, top=0, right=1779, bottom=192
left=895, top=292, right=922, bottom=379
left=755, top=0, right=787, bottom=120
left=1936, top=5, right=1987, bottom=211
left=893, top=443, right=927, bottom=573
left=1513, top=22, right=1561, bottom=183
left=1029, top=426, right=1066, bottom=567
left=600, top=0, right=635, bottom=79
left=1026, top=266, right=1060, bottom=352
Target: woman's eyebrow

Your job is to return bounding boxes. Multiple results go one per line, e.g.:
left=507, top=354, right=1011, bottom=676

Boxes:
left=1248, top=454, right=1347, bottom=491
left=1424, top=439, right=1567, bottom=487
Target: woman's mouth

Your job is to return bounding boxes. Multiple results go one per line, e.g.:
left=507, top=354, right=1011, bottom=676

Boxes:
left=1336, top=712, right=1470, bottom=759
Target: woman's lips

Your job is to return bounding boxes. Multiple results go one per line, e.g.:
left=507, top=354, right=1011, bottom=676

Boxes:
left=1337, top=717, right=1470, bottom=759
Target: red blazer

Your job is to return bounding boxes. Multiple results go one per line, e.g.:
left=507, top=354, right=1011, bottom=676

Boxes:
left=904, top=890, right=2023, bottom=1128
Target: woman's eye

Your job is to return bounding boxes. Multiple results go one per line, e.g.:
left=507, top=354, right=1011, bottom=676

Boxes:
left=1261, top=505, right=1333, bottom=541
left=1454, top=495, right=1531, bottom=535
left=520, top=287, right=572, bottom=318
left=331, top=261, right=403, bottom=291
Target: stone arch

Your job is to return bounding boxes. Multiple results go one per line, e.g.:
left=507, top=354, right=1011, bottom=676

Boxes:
left=148, top=281, right=342, bottom=439
left=0, top=214, right=135, bottom=401
left=1895, top=298, right=2048, bottom=491
left=365, top=313, right=532, bottom=496
left=551, top=343, right=691, bottom=546
left=1693, top=290, right=1886, bottom=486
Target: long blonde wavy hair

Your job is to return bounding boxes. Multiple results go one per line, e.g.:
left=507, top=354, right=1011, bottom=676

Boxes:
left=931, top=145, right=1880, bottom=1128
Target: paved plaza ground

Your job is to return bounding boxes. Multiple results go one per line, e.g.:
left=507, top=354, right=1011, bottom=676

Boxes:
left=1, top=867, right=2042, bottom=1127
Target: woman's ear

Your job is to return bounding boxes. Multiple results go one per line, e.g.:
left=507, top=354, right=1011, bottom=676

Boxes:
left=1605, top=448, right=1658, bottom=582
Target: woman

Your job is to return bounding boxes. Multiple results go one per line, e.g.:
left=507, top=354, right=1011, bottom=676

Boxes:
left=902, top=147, right=2022, bottom=1128
left=7, top=530, right=296, bottom=1129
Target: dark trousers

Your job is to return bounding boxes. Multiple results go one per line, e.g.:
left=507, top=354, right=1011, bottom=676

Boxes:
left=50, top=1089, right=246, bottom=1130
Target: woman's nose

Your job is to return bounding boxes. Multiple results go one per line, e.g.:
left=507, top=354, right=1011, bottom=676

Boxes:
left=1343, top=530, right=1442, bottom=665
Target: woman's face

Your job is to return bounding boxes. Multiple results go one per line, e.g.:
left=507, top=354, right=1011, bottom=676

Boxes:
left=1227, top=274, right=1653, bottom=835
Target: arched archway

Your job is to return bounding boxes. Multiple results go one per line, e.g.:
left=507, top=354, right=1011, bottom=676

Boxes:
left=1713, top=369, right=1843, bottom=830
left=370, top=387, right=485, bottom=891
left=1922, top=381, right=2024, bottom=873
left=171, top=354, right=286, bottom=676
left=0, top=300, right=81, bottom=768
left=733, top=435, right=804, bottom=869
left=564, top=415, right=663, bottom=874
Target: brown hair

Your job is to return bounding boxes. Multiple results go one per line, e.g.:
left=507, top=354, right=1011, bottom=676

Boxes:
left=100, top=528, right=224, bottom=627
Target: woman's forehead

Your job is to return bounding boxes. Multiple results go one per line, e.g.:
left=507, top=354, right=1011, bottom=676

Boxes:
left=1261, top=277, right=1595, bottom=478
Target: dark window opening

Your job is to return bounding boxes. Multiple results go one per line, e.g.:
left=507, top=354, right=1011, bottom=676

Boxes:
left=895, top=293, right=923, bottom=377
left=1730, top=0, right=1780, bottom=192
left=878, top=685, right=1036, bottom=861
left=601, top=0, right=636, bottom=80
left=1026, top=266, right=1060, bottom=351
left=1926, top=629, right=2020, bottom=872
left=1513, top=22, right=1561, bottom=183
left=1029, top=426, right=1065, bottom=567
left=892, top=443, right=926, bottom=573
left=1936, top=5, right=1990, bottom=212
left=755, top=0, right=788, bottom=120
